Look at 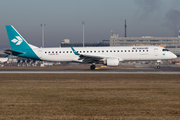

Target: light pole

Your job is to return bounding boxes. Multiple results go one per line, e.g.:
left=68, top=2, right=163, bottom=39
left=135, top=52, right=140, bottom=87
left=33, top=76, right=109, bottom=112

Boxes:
left=41, top=23, right=45, bottom=48
left=82, top=21, right=85, bottom=47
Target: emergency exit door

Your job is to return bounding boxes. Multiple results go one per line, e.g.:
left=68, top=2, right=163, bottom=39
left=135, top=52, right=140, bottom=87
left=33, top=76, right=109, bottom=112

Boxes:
left=154, top=48, right=158, bottom=56
left=38, top=50, right=42, bottom=58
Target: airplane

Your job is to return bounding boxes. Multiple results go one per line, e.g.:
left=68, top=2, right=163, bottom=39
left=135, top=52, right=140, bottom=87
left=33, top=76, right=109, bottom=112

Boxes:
left=0, top=55, right=9, bottom=67
left=5, top=25, right=177, bottom=70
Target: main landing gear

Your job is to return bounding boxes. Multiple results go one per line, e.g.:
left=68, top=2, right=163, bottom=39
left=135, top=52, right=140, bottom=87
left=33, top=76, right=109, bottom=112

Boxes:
left=157, top=65, right=161, bottom=69
left=90, top=64, right=96, bottom=70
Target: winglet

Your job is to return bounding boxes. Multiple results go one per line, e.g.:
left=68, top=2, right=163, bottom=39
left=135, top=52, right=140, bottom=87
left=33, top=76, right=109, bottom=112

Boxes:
left=71, top=46, right=80, bottom=55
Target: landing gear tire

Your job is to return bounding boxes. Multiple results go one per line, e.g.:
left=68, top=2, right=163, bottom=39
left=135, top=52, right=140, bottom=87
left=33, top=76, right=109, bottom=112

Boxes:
left=90, top=65, right=96, bottom=70
left=157, top=65, right=161, bottom=69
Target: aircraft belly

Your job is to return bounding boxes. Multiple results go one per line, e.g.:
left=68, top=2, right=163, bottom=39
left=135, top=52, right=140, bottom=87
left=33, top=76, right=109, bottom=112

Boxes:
left=41, top=55, right=78, bottom=62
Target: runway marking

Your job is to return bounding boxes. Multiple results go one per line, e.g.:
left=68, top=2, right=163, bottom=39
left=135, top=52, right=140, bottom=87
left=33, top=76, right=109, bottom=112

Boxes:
left=126, top=68, right=154, bottom=69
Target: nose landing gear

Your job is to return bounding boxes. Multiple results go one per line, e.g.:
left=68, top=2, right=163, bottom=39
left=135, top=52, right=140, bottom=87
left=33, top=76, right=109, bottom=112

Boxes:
left=157, top=60, right=161, bottom=69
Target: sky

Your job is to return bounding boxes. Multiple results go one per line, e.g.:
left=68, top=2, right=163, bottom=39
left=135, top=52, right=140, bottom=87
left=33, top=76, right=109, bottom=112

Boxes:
left=0, top=0, right=180, bottom=49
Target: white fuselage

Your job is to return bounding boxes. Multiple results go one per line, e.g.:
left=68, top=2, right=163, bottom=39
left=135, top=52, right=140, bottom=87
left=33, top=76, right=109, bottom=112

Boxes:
left=32, top=46, right=177, bottom=63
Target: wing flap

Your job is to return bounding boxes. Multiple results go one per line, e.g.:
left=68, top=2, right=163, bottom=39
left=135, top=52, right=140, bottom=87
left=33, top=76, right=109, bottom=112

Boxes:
left=80, top=54, right=104, bottom=59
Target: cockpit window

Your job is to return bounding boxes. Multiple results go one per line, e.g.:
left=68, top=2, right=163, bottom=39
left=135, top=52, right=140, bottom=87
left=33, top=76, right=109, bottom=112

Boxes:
left=162, top=49, right=169, bottom=51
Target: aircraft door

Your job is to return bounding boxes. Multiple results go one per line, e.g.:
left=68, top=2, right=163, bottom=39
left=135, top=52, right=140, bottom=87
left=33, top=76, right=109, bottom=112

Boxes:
left=154, top=48, right=158, bottom=56
left=38, top=50, right=43, bottom=58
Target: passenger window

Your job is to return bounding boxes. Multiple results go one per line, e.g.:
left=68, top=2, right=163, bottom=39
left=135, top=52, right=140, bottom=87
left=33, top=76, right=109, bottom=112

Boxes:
left=63, top=51, right=65, bottom=53
left=80, top=51, right=81, bottom=53
left=114, top=50, right=116, bottom=52
left=121, top=50, right=123, bottom=52
left=87, top=51, right=89, bottom=53
left=52, top=51, right=54, bottom=53
left=110, top=50, right=112, bottom=52
left=94, top=51, right=96, bottom=53
left=49, top=51, right=50, bottom=53
left=136, top=50, right=137, bottom=52
left=56, top=51, right=58, bottom=53
left=67, top=51, right=68, bottom=53
left=139, top=50, right=141, bottom=52
left=102, top=51, right=104, bottom=52
left=98, top=51, right=100, bottom=53
left=125, top=50, right=126, bottom=52
left=128, top=50, right=130, bottom=52
left=90, top=51, right=92, bottom=53
left=106, top=50, right=108, bottom=52
left=146, top=50, right=148, bottom=52
left=45, top=52, right=47, bottom=54
left=83, top=51, right=85, bottom=53
left=70, top=51, right=72, bottom=53
left=143, top=50, right=145, bottom=52
left=132, top=50, right=134, bottom=52
left=59, top=51, right=61, bottom=53
left=117, top=50, right=119, bottom=52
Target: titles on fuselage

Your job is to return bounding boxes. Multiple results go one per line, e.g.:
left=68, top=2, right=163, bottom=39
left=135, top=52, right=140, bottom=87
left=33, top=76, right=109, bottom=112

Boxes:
left=132, top=47, right=148, bottom=50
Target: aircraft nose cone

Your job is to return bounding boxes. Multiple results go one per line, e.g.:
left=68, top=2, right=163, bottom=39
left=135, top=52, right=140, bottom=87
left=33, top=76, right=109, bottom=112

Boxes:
left=172, top=53, right=177, bottom=59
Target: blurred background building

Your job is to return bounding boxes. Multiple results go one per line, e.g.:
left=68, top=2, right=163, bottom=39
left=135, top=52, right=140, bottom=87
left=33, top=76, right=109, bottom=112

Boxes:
left=61, top=39, right=110, bottom=47
left=110, top=29, right=180, bottom=57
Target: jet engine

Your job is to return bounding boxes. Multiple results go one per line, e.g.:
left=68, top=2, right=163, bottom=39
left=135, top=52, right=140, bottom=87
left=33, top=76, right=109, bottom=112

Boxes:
left=104, top=58, right=119, bottom=66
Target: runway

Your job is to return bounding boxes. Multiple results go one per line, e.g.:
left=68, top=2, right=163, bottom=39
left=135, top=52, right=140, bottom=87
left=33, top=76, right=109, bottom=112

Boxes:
left=0, top=64, right=180, bottom=74
left=0, top=71, right=180, bottom=74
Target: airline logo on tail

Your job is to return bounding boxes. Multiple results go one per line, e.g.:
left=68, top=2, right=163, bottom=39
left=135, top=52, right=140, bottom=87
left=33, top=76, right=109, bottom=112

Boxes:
left=11, top=36, right=23, bottom=45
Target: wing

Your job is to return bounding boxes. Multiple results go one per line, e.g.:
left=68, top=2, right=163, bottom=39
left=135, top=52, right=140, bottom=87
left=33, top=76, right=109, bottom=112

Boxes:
left=71, top=47, right=123, bottom=64
left=71, top=46, right=104, bottom=63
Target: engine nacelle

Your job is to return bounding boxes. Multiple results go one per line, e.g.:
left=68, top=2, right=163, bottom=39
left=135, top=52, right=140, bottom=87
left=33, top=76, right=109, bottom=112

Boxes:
left=104, top=58, right=119, bottom=66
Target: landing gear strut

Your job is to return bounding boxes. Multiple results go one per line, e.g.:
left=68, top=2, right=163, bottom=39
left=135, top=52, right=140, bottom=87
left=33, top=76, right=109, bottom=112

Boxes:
left=157, top=60, right=161, bottom=69
left=90, top=64, right=96, bottom=70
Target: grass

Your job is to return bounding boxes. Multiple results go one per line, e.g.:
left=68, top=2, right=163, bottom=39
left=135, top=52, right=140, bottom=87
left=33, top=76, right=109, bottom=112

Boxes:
left=0, top=74, right=180, bottom=120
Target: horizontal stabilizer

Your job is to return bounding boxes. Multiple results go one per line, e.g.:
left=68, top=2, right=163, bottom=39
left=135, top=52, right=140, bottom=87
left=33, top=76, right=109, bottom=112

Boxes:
left=4, top=49, right=23, bottom=55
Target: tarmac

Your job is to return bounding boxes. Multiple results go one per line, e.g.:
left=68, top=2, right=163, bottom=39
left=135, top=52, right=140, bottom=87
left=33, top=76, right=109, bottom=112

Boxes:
left=0, top=63, right=180, bottom=74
